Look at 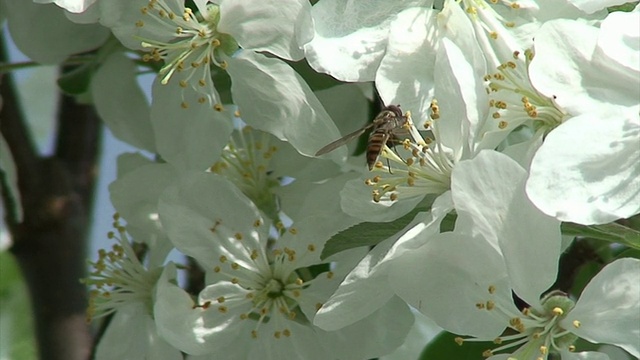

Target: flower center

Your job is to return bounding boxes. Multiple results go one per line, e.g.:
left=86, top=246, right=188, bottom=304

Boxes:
left=458, top=287, right=578, bottom=358
left=210, top=125, right=281, bottom=219
left=486, top=50, right=569, bottom=136
left=82, top=214, right=162, bottom=322
left=136, top=0, right=239, bottom=106
left=205, top=219, right=326, bottom=340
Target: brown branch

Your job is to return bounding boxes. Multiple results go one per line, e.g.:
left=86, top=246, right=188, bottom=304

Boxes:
left=1, top=35, right=101, bottom=360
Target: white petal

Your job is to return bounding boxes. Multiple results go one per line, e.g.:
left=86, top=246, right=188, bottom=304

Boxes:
left=96, top=303, right=181, bottom=360
left=526, top=109, right=640, bottom=224
left=597, top=9, right=640, bottom=74
left=530, top=19, right=639, bottom=115
left=317, top=296, right=414, bottom=359
left=303, top=0, right=428, bottom=81
left=561, top=258, right=640, bottom=358
left=154, top=265, right=251, bottom=355
left=218, top=0, right=307, bottom=60
left=434, top=38, right=488, bottom=158
left=454, top=151, right=561, bottom=306
left=91, top=52, right=155, bottom=152
left=375, top=7, right=438, bottom=120
left=566, top=0, right=631, bottom=14
left=158, top=173, right=269, bottom=269
left=389, top=231, right=515, bottom=338
left=109, top=163, right=177, bottom=236
left=150, top=79, right=233, bottom=171
left=226, top=51, right=344, bottom=159
left=4, top=1, right=108, bottom=64
left=313, top=210, right=435, bottom=331
left=452, top=150, right=527, bottom=249
left=34, top=0, right=96, bottom=13
left=380, top=310, right=442, bottom=360
left=559, top=349, right=611, bottom=360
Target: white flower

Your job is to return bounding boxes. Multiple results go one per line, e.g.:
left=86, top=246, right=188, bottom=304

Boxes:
left=340, top=38, right=511, bottom=222
left=302, top=0, right=598, bottom=121
left=394, top=248, right=639, bottom=359
left=153, top=172, right=414, bottom=358
left=84, top=215, right=179, bottom=360
left=525, top=11, right=640, bottom=224
left=100, top=0, right=342, bottom=160
left=385, top=154, right=637, bottom=359
left=316, top=150, right=562, bottom=333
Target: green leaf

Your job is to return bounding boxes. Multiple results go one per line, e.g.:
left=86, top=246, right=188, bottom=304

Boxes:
left=211, top=67, right=233, bottom=104
left=320, top=207, right=427, bottom=260
left=0, top=252, right=37, bottom=360
left=57, top=62, right=95, bottom=95
left=419, top=331, right=492, bottom=360
left=561, top=222, right=640, bottom=250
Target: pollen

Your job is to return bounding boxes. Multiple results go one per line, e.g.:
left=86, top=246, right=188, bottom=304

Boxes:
left=572, top=320, right=581, bottom=328
left=552, top=307, right=564, bottom=316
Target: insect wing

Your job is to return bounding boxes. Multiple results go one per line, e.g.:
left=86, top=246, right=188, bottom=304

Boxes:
left=314, top=123, right=374, bottom=156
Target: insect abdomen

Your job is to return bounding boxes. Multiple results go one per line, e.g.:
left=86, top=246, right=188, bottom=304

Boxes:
left=366, top=130, right=389, bottom=170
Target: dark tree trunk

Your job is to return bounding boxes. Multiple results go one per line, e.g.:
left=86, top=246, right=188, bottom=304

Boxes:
left=1, top=36, right=100, bottom=360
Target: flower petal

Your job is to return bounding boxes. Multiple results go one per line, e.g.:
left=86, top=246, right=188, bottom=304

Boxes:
left=91, top=52, right=155, bottom=152
left=226, top=51, right=344, bottom=159
left=33, top=0, right=97, bottom=13
left=375, top=7, right=438, bottom=120
left=561, top=258, right=640, bottom=358
left=389, top=231, right=515, bottom=338
left=561, top=258, right=640, bottom=357
left=303, top=0, right=427, bottom=81
left=158, top=172, right=269, bottom=269
left=150, top=79, right=233, bottom=171
left=526, top=109, right=640, bottom=224
left=154, top=265, right=251, bottom=355
left=4, top=1, right=108, bottom=64
left=218, top=0, right=308, bottom=60
left=530, top=19, right=639, bottom=115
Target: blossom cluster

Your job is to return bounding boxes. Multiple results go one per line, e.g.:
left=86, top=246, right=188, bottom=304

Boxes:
left=5, top=0, right=639, bottom=359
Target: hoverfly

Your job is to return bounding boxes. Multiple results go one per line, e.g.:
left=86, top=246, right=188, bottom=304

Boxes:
left=315, top=105, right=409, bottom=170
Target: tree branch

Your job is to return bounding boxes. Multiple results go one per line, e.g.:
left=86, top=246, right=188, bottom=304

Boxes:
left=1, top=34, right=101, bottom=360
